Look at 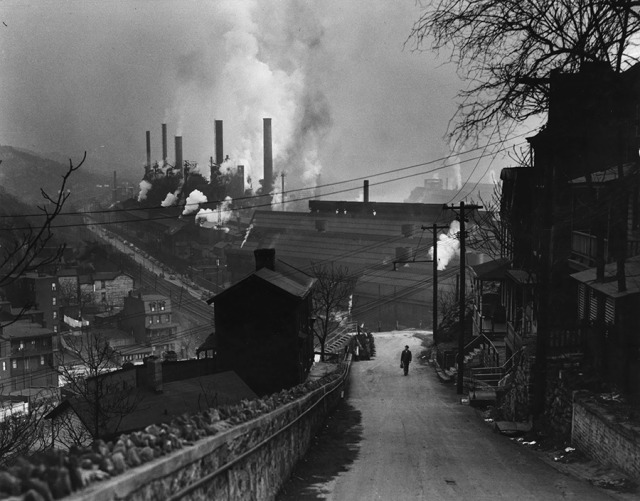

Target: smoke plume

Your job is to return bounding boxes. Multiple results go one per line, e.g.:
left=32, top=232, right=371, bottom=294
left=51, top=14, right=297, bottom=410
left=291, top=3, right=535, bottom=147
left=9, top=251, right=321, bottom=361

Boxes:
left=428, top=220, right=460, bottom=270
left=161, top=192, right=179, bottom=207
left=137, top=180, right=152, bottom=202
left=182, top=189, right=207, bottom=215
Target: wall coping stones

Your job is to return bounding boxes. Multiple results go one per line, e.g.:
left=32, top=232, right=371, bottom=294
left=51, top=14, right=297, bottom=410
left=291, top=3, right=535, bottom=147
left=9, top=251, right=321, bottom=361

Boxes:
left=57, top=362, right=348, bottom=501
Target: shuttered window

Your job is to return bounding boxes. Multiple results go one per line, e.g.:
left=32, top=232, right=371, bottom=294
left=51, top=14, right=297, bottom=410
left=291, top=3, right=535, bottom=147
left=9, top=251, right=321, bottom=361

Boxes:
left=589, top=290, right=598, bottom=321
left=605, top=297, right=615, bottom=324
left=578, top=284, right=586, bottom=319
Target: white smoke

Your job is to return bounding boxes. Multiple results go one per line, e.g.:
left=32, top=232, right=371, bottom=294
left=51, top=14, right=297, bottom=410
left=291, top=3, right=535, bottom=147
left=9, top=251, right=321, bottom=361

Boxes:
left=195, top=196, right=233, bottom=230
left=428, top=220, right=461, bottom=270
left=241, top=223, right=254, bottom=248
left=137, top=180, right=152, bottom=202
left=161, top=192, right=178, bottom=207
left=161, top=1, right=330, bottom=196
left=182, top=189, right=207, bottom=215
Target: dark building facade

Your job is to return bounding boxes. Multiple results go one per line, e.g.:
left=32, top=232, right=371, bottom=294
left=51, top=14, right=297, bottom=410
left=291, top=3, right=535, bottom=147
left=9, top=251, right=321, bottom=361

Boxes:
left=209, top=249, right=315, bottom=396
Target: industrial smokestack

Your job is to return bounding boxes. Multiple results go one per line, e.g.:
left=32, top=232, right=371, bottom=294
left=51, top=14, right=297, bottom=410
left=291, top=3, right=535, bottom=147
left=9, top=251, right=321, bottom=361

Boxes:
left=175, top=136, right=183, bottom=172
left=112, top=171, right=117, bottom=204
left=263, top=118, right=273, bottom=205
left=364, top=180, right=369, bottom=203
left=162, top=123, right=167, bottom=163
left=237, top=165, right=245, bottom=197
left=146, top=131, right=151, bottom=168
left=215, top=120, right=224, bottom=166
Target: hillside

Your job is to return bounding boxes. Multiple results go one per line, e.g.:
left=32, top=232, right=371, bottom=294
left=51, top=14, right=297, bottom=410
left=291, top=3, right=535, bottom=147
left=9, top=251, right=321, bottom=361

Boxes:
left=0, top=145, right=122, bottom=208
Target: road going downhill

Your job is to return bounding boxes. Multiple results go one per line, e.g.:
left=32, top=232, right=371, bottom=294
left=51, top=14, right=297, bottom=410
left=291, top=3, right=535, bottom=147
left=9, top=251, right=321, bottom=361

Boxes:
left=278, top=331, right=617, bottom=501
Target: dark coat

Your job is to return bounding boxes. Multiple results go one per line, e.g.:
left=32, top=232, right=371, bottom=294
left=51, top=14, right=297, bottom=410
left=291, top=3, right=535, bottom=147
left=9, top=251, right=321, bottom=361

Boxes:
left=400, top=349, right=412, bottom=365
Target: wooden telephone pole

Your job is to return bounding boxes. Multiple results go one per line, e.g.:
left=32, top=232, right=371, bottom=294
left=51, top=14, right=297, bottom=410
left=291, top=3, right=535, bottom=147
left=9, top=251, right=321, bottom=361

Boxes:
left=445, top=201, right=481, bottom=395
left=421, top=223, right=450, bottom=345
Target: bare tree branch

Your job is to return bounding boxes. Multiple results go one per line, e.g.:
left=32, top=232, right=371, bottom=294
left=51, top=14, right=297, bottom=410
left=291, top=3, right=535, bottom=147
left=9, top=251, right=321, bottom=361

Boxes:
left=407, top=0, right=640, bottom=144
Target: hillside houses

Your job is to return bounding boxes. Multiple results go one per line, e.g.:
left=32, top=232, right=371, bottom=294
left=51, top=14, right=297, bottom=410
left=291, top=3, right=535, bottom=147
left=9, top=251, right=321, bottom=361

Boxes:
left=462, top=62, right=640, bottom=421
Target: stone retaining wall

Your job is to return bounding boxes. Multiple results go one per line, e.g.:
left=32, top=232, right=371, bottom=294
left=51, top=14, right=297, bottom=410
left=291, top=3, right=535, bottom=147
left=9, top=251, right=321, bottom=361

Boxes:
left=74, top=363, right=349, bottom=500
left=572, top=391, right=640, bottom=481
left=0, top=359, right=351, bottom=501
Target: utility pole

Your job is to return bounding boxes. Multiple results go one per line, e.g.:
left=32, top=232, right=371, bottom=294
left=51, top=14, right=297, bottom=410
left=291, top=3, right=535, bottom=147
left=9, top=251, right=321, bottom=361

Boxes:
left=445, top=201, right=481, bottom=394
left=421, top=224, right=449, bottom=345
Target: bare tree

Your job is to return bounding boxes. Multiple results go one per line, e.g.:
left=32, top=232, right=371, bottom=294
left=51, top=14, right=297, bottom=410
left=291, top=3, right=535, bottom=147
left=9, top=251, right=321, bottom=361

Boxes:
left=0, top=153, right=85, bottom=297
left=55, top=329, right=140, bottom=442
left=407, top=0, right=640, bottom=143
left=0, top=154, right=83, bottom=463
left=0, top=393, right=57, bottom=466
left=310, top=263, right=358, bottom=361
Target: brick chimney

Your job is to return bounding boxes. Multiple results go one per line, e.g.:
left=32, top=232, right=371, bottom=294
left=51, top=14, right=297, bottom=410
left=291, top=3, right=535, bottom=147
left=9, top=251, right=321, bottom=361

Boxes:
left=254, top=248, right=275, bottom=271
left=146, top=357, right=163, bottom=393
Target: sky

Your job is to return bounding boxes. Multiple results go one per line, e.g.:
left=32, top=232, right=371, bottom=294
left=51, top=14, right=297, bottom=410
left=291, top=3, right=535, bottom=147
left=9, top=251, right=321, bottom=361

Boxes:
left=0, top=0, right=526, bottom=203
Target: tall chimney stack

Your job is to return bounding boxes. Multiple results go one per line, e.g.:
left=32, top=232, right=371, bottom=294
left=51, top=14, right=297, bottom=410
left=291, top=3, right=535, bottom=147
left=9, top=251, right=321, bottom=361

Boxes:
left=263, top=118, right=273, bottom=207
left=215, top=120, right=224, bottom=166
left=112, top=171, right=118, bottom=204
left=146, top=131, right=151, bottom=169
left=175, top=136, right=183, bottom=172
left=162, top=123, right=167, bottom=163
left=364, top=180, right=369, bottom=203
left=237, top=165, right=245, bottom=197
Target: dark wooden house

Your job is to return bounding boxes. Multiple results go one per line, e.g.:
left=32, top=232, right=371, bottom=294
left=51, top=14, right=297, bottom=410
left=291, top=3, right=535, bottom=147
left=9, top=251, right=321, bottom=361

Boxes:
left=208, top=249, right=316, bottom=396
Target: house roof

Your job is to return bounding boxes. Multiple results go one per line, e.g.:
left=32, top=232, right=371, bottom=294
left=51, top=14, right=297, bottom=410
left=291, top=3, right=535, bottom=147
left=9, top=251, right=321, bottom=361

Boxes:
left=196, top=333, right=216, bottom=353
left=571, top=255, right=640, bottom=298
left=469, top=257, right=510, bottom=281
left=210, top=266, right=315, bottom=303
left=506, top=269, right=537, bottom=285
left=2, top=320, right=55, bottom=339
left=50, top=370, right=257, bottom=436
left=569, top=162, right=637, bottom=185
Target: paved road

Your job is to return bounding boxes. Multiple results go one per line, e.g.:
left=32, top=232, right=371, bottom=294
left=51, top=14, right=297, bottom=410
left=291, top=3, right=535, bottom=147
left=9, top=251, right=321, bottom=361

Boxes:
left=278, top=331, right=617, bottom=500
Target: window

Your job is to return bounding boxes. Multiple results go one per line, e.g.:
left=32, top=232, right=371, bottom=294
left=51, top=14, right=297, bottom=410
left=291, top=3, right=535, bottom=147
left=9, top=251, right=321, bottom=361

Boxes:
left=53, top=325, right=58, bottom=333
left=149, top=302, right=156, bottom=312
left=159, top=301, right=166, bottom=311
left=578, top=284, right=586, bottom=320
left=605, top=297, right=615, bottom=324
left=25, top=358, right=29, bottom=369
left=589, top=290, right=598, bottom=321
left=2, top=362, right=5, bottom=371
left=12, top=360, right=16, bottom=369
left=51, top=283, right=57, bottom=291
left=40, top=356, right=45, bottom=366
left=148, top=317, right=153, bottom=325
left=156, top=316, right=160, bottom=323
left=19, top=342, right=23, bottom=351
left=101, top=292, right=107, bottom=302
left=52, top=311, right=57, bottom=319
left=52, top=297, right=56, bottom=306
left=101, top=280, right=106, bottom=289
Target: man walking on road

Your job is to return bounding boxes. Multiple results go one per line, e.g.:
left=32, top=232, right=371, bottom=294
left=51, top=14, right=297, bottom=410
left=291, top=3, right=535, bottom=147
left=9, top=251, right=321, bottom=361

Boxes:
left=400, top=345, right=412, bottom=376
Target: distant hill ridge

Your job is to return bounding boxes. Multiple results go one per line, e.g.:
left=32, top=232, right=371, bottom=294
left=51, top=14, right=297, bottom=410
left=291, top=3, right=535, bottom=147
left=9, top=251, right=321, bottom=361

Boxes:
left=0, top=145, right=116, bottom=207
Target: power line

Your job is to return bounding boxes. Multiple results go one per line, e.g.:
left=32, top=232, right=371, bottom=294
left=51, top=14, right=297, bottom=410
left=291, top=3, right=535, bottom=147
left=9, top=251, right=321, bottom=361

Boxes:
left=0, top=132, right=532, bottom=222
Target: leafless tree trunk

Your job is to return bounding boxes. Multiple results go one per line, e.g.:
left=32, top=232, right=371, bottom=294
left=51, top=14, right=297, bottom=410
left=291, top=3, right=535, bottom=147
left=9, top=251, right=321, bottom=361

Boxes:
left=56, top=329, right=140, bottom=440
left=310, top=263, right=358, bottom=361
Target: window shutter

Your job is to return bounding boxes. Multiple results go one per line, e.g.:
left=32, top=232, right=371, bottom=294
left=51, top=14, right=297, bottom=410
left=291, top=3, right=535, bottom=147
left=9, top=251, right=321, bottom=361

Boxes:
left=605, top=297, right=615, bottom=324
left=578, top=284, right=586, bottom=319
left=589, top=290, right=598, bottom=321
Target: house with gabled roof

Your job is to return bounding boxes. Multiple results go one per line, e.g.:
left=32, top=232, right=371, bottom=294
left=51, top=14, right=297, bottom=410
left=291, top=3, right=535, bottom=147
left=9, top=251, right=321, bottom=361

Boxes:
left=208, top=248, right=316, bottom=396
